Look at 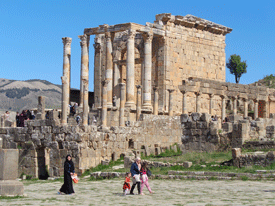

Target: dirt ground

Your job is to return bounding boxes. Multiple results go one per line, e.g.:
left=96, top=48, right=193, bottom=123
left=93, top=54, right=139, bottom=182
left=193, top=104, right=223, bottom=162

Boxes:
left=2, top=179, right=275, bottom=205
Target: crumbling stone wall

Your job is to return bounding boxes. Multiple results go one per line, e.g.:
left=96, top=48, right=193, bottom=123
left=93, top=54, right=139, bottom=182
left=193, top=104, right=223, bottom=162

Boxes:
left=0, top=114, right=182, bottom=178
left=180, top=113, right=227, bottom=152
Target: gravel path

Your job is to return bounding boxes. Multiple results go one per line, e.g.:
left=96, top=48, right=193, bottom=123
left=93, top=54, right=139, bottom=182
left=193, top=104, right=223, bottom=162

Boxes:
left=2, top=179, right=275, bottom=205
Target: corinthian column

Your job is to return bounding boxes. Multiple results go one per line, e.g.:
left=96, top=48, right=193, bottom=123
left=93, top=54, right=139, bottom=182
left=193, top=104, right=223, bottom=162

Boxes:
left=125, top=29, right=136, bottom=109
left=105, top=32, right=113, bottom=108
left=136, top=85, right=142, bottom=120
left=254, top=99, right=259, bottom=119
left=243, top=98, right=248, bottom=118
left=209, top=94, right=214, bottom=115
left=61, top=37, right=72, bottom=125
left=195, top=92, right=201, bottom=113
left=93, top=40, right=102, bottom=108
left=102, top=80, right=108, bottom=127
left=221, top=95, right=226, bottom=121
left=181, top=91, right=188, bottom=114
left=78, top=34, right=90, bottom=125
left=119, top=83, right=126, bottom=126
left=168, top=89, right=175, bottom=116
left=233, top=97, right=237, bottom=115
left=153, top=87, right=159, bottom=115
left=142, top=32, right=153, bottom=110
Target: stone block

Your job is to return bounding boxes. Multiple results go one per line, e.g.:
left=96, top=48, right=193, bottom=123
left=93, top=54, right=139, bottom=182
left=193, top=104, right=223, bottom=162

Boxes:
left=232, top=148, right=241, bottom=158
left=124, top=156, right=134, bottom=168
left=270, top=113, right=275, bottom=119
left=229, top=114, right=243, bottom=122
left=180, top=114, right=190, bottom=123
left=101, top=159, right=110, bottom=166
left=200, top=113, right=211, bottom=122
left=183, top=161, right=192, bottom=168
left=0, top=180, right=24, bottom=196
left=222, top=122, right=233, bottom=133
left=191, top=113, right=201, bottom=121
left=0, top=149, right=19, bottom=180
left=155, top=147, right=161, bottom=155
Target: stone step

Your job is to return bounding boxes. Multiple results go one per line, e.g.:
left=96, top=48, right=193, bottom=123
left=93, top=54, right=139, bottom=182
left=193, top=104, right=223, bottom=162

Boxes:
left=90, top=171, right=275, bottom=181
left=167, top=171, right=275, bottom=178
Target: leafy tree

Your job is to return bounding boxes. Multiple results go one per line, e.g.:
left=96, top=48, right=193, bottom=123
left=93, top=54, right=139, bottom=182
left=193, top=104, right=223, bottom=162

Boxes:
left=226, top=54, right=247, bottom=83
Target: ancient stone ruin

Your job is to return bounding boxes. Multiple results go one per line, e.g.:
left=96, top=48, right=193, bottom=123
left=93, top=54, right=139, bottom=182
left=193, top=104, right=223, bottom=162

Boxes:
left=2, top=13, right=275, bottom=179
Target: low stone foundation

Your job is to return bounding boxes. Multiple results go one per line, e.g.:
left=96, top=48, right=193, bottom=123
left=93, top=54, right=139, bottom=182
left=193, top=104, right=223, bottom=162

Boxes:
left=232, top=148, right=275, bottom=168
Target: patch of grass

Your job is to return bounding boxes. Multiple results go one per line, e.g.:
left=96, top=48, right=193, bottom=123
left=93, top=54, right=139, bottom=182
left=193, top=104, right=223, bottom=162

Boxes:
left=81, top=157, right=124, bottom=177
left=241, top=176, right=249, bottom=181
left=89, top=176, right=104, bottom=181
left=208, top=177, right=218, bottom=181
left=0, top=195, right=24, bottom=200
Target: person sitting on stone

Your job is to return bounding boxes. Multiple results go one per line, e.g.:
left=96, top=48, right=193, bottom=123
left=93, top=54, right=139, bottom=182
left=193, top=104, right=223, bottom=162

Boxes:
left=130, top=157, right=141, bottom=195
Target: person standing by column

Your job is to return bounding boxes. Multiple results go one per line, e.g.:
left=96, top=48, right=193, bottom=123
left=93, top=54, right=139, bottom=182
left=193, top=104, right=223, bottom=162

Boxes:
left=130, top=157, right=141, bottom=195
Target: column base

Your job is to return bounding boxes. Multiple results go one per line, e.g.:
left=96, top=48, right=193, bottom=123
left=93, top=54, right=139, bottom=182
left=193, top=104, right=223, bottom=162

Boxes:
left=125, top=101, right=136, bottom=110
left=0, top=180, right=24, bottom=196
left=107, top=102, right=112, bottom=109
left=141, top=104, right=153, bottom=112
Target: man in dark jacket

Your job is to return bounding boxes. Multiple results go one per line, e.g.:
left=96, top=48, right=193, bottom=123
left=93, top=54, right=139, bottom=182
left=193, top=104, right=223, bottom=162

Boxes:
left=130, top=157, right=141, bottom=195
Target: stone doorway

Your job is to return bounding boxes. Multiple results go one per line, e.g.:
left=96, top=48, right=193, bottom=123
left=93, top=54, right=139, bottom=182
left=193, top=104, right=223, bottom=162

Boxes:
left=37, top=148, right=50, bottom=180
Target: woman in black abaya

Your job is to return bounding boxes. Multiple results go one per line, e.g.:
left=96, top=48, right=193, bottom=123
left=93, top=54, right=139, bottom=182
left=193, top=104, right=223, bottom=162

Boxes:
left=58, top=155, right=75, bottom=195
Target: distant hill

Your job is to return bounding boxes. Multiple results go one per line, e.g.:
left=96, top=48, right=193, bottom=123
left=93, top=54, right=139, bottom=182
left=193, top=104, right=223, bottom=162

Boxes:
left=253, top=74, right=275, bottom=88
left=0, top=78, right=62, bottom=112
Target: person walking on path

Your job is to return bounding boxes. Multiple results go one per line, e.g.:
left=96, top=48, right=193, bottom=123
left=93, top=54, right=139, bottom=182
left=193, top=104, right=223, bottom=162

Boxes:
left=123, top=172, right=131, bottom=196
left=130, top=157, right=141, bottom=195
left=140, top=162, right=154, bottom=195
left=58, top=155, right=75, bottom=195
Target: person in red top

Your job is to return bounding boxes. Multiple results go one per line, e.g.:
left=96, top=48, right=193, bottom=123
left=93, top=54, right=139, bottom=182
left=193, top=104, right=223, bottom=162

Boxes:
left=123, top=172, right=131, bottom=195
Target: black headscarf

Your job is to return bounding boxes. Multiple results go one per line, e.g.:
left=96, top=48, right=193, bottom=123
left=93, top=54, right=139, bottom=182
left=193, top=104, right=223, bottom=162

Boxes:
left=65, top=155, right=75, bottom=173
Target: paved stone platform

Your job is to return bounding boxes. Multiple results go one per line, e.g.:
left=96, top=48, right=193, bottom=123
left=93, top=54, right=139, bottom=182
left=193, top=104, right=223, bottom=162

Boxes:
left=2, top=179, right=275, bottom=205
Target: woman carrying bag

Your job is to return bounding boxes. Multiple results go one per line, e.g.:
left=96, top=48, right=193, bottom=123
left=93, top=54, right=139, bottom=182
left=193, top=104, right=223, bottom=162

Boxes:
left=58, top=155, right=75, bottom=195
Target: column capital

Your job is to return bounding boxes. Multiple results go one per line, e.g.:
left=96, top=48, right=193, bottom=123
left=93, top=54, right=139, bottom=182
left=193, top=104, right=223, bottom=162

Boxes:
left=78, top=34, right=89, bottom=47
left=93, top=43, right=101, bottom=52
left=253, top=98, right=259, bottom=102
left=168, top=89, right=175, bottom=93
left=127, top=29, right=136, bottom=40
left=102, top=80, right=109, bottom=87
left=142, top=31, right=154, bottom=43
left=242, top=97, right=248, bottom=102
left=195, top=91, right=201, bottom=96
left=105, top=32, right=112, bottom=41
left=220, top=95, right=226, bottom=99
left=136, top=85, right=142, bottom=89
left=62, top=37, right=72, bottom=46
left=153, top=86, right=158, bottom=91
left=209, top=93, right=215, bottom=98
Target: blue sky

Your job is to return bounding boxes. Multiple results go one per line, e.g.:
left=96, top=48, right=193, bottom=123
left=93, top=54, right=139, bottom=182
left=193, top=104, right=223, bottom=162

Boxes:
left=1, top=0, right=274, bottom=91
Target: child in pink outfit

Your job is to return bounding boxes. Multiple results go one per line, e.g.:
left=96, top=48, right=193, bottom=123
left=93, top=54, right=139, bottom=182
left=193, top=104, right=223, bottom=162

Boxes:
left=140, top=162, right=153, bottom=195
